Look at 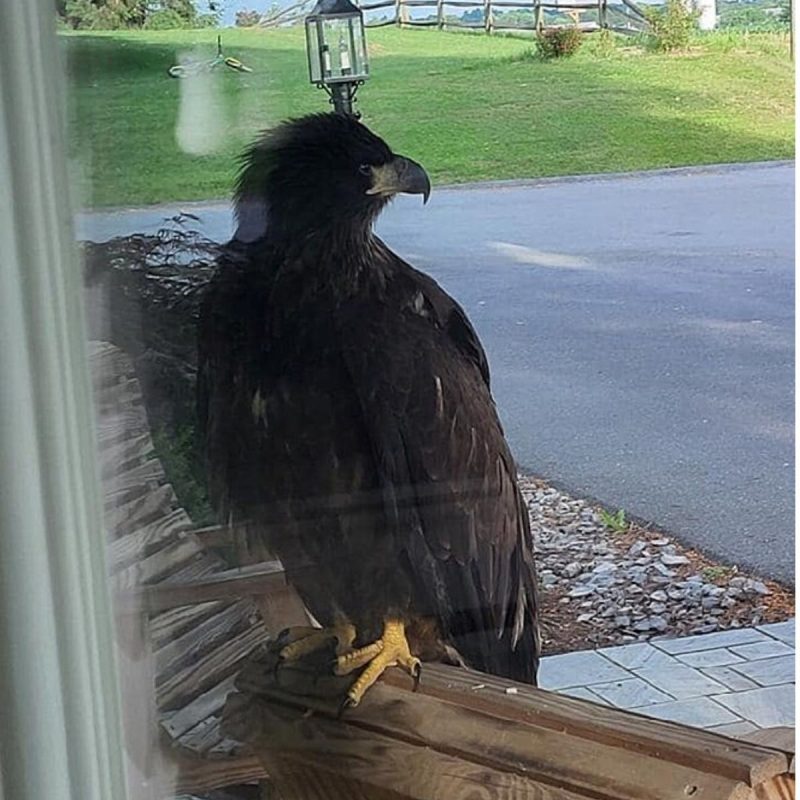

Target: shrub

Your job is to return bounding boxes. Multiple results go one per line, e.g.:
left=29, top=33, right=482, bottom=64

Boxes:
left=536, top=27, right=583, bottom=59
left=644, top=0, right=700, bottom=51
left=584, top=27, right=617, bottom=57
left=151, top=423, right=214, bottom=527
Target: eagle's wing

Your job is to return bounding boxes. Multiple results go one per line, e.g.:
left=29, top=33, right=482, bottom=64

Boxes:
left=341, top=259, right=540, bottom=683
left=196, top=248, right=280, bottom=563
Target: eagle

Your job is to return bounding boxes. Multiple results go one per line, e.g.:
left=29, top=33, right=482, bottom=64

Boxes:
left=197, top=113, right=540, bottom=708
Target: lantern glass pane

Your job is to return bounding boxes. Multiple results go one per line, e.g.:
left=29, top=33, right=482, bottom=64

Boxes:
left=306, top=19, right=322, bottom=83
left=320, top=17, right=352, bottom=81
left=349, top=17, right=369, bottom=77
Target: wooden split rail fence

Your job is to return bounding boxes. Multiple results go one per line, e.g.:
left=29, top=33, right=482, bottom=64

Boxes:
left=259, top=0, right=649, bottom=35
left=357, top=0, right=649, bottom=34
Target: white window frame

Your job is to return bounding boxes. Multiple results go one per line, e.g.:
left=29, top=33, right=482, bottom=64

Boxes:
left=0, top=2, right=127, bottom=798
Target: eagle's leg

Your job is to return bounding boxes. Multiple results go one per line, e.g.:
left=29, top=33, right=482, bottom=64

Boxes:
left=279, top=622, right=356, bottom=662
left=334, top=618, right=421, bottom=709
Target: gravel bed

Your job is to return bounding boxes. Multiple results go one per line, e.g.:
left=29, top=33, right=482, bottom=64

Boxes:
left=519, top=476, right=795, bottom=655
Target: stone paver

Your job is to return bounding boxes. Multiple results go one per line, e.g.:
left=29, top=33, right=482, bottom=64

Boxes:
left=640, top=697, right=741, bottom=727
left=758, top=619, right=795, bottom=646
left=539, top=650, right=629, bottom=690
left=635, top=662, right=729, bottom=700
left=707, top=721, right=760, bottom=737
left=589, top=678, right=672, bottom=709
left=651, top=628, right=769, bottom=655
left=701, top=666, right=762, bottom=692
left=597, top=642, right=678, bottom=670
left=559, top=686, right=610, bottom=705
left=546, top=621, right=796, bottom=733
left=713, top=684, right=795, bottom=728
left=677, top=649, right=744, bottom=668
left=729, top=655, right=795, bottom=688
left=729, top=640, right=795, bottom=661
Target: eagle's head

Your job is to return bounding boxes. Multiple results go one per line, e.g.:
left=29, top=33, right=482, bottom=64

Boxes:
left=234, top=113, right=430, bottom=244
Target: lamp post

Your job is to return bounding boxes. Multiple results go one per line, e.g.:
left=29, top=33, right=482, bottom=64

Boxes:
left=305, top=0, right=369, bottom=116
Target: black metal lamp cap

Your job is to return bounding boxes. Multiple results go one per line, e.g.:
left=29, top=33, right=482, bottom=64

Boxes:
left=308, top=0, right=361, bottom=15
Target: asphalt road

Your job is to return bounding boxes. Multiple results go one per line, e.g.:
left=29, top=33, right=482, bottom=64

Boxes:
left=78, top=162, right=795, bottom=584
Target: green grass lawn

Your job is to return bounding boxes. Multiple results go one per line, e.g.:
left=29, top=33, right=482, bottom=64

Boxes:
left=64, top=27, right=794, bottom=208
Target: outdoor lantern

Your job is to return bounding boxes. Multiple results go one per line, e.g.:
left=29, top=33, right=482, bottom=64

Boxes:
left=305, top=0, right=369, bottom=116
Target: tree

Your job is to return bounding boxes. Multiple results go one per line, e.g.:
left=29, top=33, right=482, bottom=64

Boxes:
left=63, top=0, right=145, bottom=29
left=59, top=0, right=218, bottom=29
left=236, top=9, right=263, bottom=25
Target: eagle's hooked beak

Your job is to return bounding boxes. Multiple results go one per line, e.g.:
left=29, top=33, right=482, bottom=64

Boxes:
left=366, top=156, right=431, bottom=204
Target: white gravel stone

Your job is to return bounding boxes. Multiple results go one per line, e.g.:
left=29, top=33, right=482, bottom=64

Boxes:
left=562, top=561, right=583, bottom=578
left=661, top=554, right=690, bottom=566
left=744, top=579, right=771, bottom=596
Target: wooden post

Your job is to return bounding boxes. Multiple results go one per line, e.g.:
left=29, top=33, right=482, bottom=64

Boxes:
left=437, top=0, right=444, bottom=29
left=599, top=0, right=608, bottom=28
left=484, top=0, right=493, bottom=33
left=534, top=0, right=543, bottom=31
left=395, top=0, right=402, bottom=26
left=224, top=654, right=795, bottom=800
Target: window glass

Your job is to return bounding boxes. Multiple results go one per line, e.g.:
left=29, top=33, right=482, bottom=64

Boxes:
left=46, top=0, right=798, bottom=797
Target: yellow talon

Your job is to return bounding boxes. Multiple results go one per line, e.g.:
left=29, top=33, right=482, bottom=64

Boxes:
left=335, top=618, right=421, bottom=708
left=279, top=623, right=357, bottom=662
left=333, top=640, right=384, bottom=675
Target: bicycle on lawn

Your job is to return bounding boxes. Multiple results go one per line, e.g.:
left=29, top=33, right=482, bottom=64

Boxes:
left=168, top=36, right=252, bottom=78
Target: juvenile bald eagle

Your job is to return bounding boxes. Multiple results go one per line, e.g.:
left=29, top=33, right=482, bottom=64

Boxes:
left=198, top=114, right=539, bottom=707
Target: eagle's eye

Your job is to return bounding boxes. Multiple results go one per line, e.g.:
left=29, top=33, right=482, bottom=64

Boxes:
left=358, top=163, right=372, bottom=176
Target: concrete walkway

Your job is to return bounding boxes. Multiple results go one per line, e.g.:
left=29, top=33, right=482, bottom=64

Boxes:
left=542, top=620, right=795, bottom=734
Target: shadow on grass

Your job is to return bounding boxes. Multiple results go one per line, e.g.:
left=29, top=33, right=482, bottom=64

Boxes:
left=65, top=34, right=183, bottom=80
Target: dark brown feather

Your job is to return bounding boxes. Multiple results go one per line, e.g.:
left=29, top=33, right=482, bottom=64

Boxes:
left=197, top=114, right=540, bottom=684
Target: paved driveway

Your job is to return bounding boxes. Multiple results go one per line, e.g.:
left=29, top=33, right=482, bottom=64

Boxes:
left=77, top=162, right=795, bottom=583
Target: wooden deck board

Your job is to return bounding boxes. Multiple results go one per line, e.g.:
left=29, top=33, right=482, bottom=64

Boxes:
left=163, top=675, right=239, bottom=741
left=387, top=664, right=788, bottom=787
left=107, top=508, right=194, bottom=574
left=112, top=536, right=205, bottom=591
left=98, top=432, right=155, bottom=480
left=103, top=458, right=165, bottom=497
left=96, top=377, right=145, bottom=411
left=155, top=601, right=256, bottom=689
left=95, top=407, right=149, bottom=448
left=175, top=716, right=224, bottom=757
left=93, top=342, right=272, bottom=790
left=226, top=657, right=793, bottom=800
left=104, top=483, right=179, bottom=541
left=157, top=624, right=267, bottom=711
left=149, top=601, right=232, bottom=649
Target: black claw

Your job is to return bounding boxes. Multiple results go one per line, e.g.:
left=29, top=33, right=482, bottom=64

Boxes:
left=338, top=695, right=357, bottom=719
left=270, top=650, right=286, bottom=679
left=412, top=663, right=422, bottom=692
left=275, top=628, right=292, bottom=647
